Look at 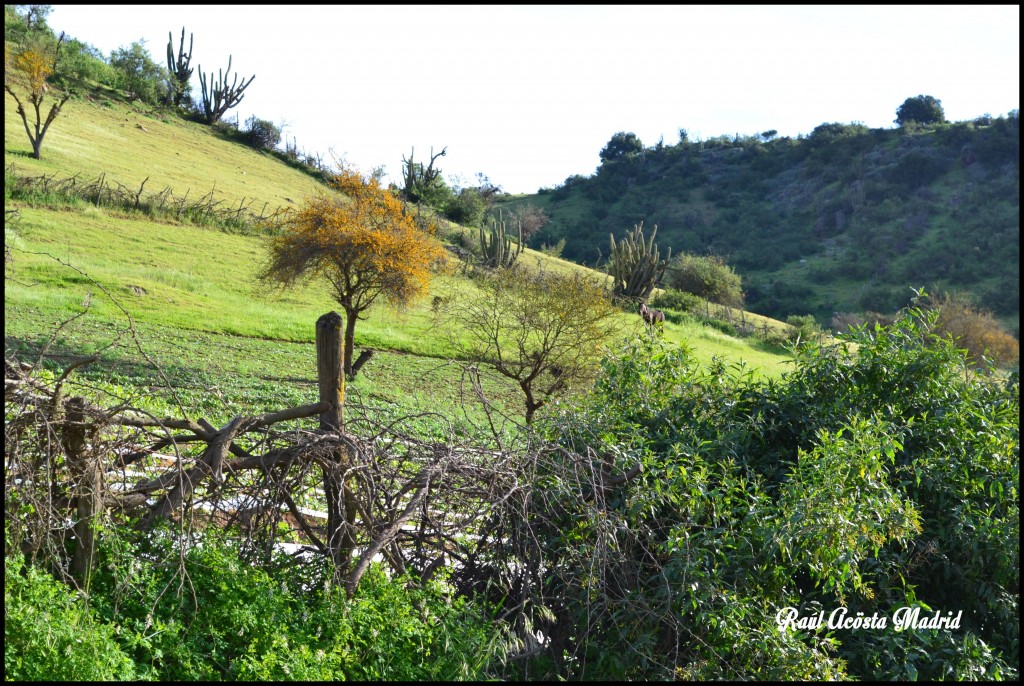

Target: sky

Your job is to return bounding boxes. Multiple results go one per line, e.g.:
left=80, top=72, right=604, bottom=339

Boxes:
left=45, top=4, right=1020, bottom=195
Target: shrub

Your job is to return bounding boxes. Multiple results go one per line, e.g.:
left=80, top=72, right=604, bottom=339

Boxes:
left=83, top=526, right=503, bottom=681
left=786, top=313, right=824, bottom=344
left=651, top=288, right=702, bottom=313
left=52, top=37, right=115, bottom=88
left=109, top=40, right=168, bottom=105
left=444, top=187, right=487, bottom=226
left=666, top=252, right=744, bottom=307
left=523, top=298, right=1018, bottom=679
left=538, top=237, right=566, bottom=258
left=926, top=291, right=1019, bottom=367
left=5, top=548, right=135, bottom=681
left=244, top=115, right=282, bottom=151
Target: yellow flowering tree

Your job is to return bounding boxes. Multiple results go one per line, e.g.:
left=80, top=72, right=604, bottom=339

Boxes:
left=4, top=36, right=71, bottom=159
left=261, top=167, right=448, bottom=377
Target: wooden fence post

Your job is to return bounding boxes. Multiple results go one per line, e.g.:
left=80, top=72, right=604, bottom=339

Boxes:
left=317, top=311, right=345, bottom=431
left=316, top=312, right=356, bottom=582
left=63, top=397, right=101, bottom=587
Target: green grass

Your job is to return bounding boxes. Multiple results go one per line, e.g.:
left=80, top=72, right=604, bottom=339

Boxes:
left=5, top=87, right=795, bottom=431
left=6, top=88, right=323, bottom=212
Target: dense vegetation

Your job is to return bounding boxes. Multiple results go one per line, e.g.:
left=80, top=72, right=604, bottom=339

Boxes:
left=4, top=6, right=1019, bottom=681
left=511, top=116, right=1019, bottom=332
left=6, top=300, right=1019, bottom=680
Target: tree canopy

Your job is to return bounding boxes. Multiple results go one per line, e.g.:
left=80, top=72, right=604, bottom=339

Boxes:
left=599, top=131, right=644, bottom=163
left=260, top=167, right=448, bottom=377
left=438, top=265, right=624, bottom=423
left=895, top=94, right=945, bottom=126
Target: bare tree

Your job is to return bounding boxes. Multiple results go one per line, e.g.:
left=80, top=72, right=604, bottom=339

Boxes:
left=509, top=202, right=550, bottom=240
left=437, top=264, right=627, bottom=423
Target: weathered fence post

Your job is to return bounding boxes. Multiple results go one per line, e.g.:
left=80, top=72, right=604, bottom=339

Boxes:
left=63, top=397, right=102, bottom=587
left=317, top=311, right=345, bottom=431
left=316, top=312, right=357, bottom=583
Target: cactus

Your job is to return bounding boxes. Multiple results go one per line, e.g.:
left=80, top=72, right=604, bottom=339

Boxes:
left=166, top=28, right=194, bottom=108
left=198, top=54, right=255, bottom=124
left=608, top=222, right=671, bottom=302
left=478, top=211, right=524, bottom=268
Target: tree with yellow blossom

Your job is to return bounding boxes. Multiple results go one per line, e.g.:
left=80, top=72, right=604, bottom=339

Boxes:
left=260, top=167, right=448, bottom=378
left=5, top=34, right=70, bottom=159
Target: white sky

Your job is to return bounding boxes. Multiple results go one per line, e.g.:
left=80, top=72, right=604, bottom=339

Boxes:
left=46, top=4, right=1019, bottom=194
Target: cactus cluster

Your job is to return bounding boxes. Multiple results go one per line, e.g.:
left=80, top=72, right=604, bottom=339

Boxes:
left=198, top=54, right=255, bottom=125
left=608, top=222, right=671, bottom=302
left=478, top=212, right=524, bottom=268
left=166, top=28, right=194, bottom=108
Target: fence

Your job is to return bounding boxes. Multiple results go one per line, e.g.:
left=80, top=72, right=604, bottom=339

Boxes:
left=5, top=164, right=290, bottom=235
left=4, top=312, right=520, bottom=597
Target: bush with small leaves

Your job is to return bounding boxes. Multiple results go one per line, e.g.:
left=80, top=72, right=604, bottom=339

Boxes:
left=244, top=115, right=282, bottom=151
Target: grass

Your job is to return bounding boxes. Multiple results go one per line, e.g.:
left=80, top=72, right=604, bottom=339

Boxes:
left=5, top=87, right=795, bottom=432
left=5, top=87, right=323, bottom=213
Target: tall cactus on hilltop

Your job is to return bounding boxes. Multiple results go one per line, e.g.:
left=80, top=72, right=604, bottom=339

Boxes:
left=199, top=54, right=255, bottom=124
left=608, top=222, right=671, bottom=302
left=166, top=27, right=194, bottom=108
left=479, top=211, right=524, bottom=268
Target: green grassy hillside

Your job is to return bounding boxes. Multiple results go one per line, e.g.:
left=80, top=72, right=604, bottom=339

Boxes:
left=5, top=90, right=794, bottom=427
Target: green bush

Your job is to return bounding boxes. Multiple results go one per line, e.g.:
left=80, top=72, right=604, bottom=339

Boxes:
left=523, top=298, right=1018, bottom=680
left=445, top=187, right=487, bottom=226
left=651, top=287, right=702, bottom=313
left=244, top=115, right=283, bottom=151
left=81, top=526, right=503, bottom=681
left=5, top=548, right=135, bottom=681
left=109, top=39, right=169, bottom=105
left=785, top=313, right=824, bottom=344
left=666, top=252, right=744, bottom=307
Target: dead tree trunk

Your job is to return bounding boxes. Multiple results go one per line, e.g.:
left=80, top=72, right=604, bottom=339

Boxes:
left=317, top=312, right=357, bottom=584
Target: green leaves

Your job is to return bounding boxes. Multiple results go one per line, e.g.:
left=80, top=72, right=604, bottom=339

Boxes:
left=532, top=301, right=1018, bottom=679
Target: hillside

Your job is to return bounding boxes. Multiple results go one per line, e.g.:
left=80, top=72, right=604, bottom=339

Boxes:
left=4, top=87, right=795, bottom=429
left=503, top=118, right=1020, bottom=334
left=4, top=10, right=1018, bottom=682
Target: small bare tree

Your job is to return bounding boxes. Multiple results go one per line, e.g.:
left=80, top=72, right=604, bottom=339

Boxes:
left=509, top=202, right=550, bottom=240
left=437, top=264, right=626, bottom=424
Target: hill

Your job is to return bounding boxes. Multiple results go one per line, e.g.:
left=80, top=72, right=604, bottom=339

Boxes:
left=4, top=84, right=794, bottom=429
left=502, top=118, right=1020, bottom=335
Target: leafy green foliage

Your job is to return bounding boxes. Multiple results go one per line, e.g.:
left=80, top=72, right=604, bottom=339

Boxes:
left=785, top=313, right=824, bottom=344
left=521, top=298, right=1018, bottom=680
left=650, top=287, right=702, bottom=313
left=520, top=114, right=1019, bottom=324
left=667, top=252, right=744, bottom=307
left=109, top=39, right=169, bottom=105
left=243, top=114, right=282, bottom=151
left=4, top=526, right=504, bottom=681
left=600, top=131, right=644, bottom=162
left=5, top=546, right=136, bottom=681
left=896, top=94, right=946, bottom=126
